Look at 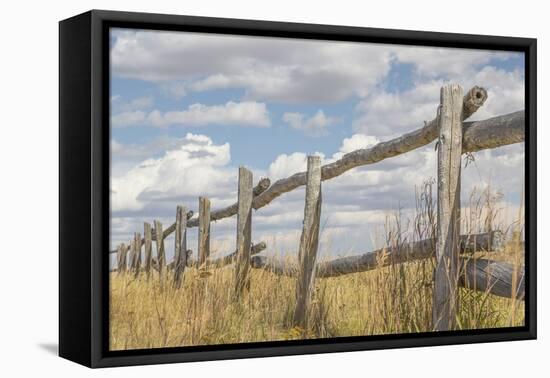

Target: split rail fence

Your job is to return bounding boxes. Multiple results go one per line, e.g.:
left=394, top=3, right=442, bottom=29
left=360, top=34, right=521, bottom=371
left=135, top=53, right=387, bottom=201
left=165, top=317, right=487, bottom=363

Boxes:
left=110, top=84, right=526, bottom=330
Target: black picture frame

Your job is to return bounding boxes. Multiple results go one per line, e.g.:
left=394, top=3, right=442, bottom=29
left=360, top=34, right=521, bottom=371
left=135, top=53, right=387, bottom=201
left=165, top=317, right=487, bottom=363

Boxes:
left=59, top=9, right=537, bottom=368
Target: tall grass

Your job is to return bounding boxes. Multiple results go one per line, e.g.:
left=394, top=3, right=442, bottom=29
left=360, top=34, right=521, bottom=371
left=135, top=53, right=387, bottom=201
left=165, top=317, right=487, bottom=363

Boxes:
left=109, top=183, right=524, bottom=351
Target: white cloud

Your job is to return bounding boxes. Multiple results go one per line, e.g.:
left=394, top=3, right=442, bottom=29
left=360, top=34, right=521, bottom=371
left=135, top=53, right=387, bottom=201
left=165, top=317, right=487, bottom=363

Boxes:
left=111, top=133, right=233, bottom=212
left=148, top=101, right=270, bottom=128
left=268, top=151, right=326, bottom=181
left=111, top=29, right=392, bottom=103
left=111, top=110, right=148, bottom=128
left=352, top=66, right=524, bottom=138
left=338, top=134, right=380, bottom=154
left=393, top=46, right=515, bottom=78
left=282, top=110, right=335, bottom=136
left=111, top=101, right=271, bottom=128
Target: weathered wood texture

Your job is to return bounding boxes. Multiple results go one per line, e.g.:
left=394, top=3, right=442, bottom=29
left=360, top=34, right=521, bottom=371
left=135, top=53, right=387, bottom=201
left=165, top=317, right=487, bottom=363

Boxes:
left=433, top=84, right=464, bottom=331
left=174, top=205, right=187, bottom=288
left=234, top=167, right=254, bottom=299
left=132, top=233, right=142, bottom=278
left=116, top=243, right=127, bottom=273
left=209, top=242, right=267, bottom=268
left=150, top=242, right=266, bottom=272
left=251, top=255, right=523, bottom=300
left=293, top=156, right=322, bottom=328
left=250, top=231, right=501, bottom=276
left=460, top=258, right=525, bottom=300
left=144, top=222, right=152, bottom=278
left=128, top=240, right=136, bottom=271
left=198, top=197, right=211, bottom=266
left=154, top=220, right=166, bottom=281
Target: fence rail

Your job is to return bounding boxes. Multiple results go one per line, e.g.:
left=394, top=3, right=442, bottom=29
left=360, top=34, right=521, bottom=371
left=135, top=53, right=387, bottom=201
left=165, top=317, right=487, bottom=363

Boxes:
left=110, top=84, right=526, bottom=331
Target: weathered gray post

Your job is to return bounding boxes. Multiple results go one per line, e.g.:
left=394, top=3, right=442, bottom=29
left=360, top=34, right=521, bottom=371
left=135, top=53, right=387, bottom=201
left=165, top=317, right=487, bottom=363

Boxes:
left=234, top=167, right=253, bottom=299
left=133, top=232, right=141, bottom=278
left=433, top=84, right=464, bottom=331
left=154, top=220, right=166, bottom=282
left=198, top=197, right=211, bottom=266
left=117, top=243, right=127, bottom=273
left=128, top=239, right=136, bottom=271
left=174, top=205, right=188, bottom=288
left=144, top=222, right=153, bottom=279
left=293, top=155, right=322, bottom=328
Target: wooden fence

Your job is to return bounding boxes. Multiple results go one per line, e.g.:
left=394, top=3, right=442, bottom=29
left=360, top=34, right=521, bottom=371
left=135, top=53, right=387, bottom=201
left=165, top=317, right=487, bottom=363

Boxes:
left=110, top=84, right=526, bottom=331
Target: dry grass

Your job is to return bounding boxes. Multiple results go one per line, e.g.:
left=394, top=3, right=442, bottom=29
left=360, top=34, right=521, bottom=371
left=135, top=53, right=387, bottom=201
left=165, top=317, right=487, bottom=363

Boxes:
left=109, top=182, right=524, bottom=351
left=110, top=251, right=523, bottom=350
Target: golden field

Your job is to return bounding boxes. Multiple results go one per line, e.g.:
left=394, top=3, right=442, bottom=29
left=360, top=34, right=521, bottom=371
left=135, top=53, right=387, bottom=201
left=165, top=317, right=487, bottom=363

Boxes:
left=109, top=251, right=523, bottom=351
left=109, top=184, right=524, bottom=351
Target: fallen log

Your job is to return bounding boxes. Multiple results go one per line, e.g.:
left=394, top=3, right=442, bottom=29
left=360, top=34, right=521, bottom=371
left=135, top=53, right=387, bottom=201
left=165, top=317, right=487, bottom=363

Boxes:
left=460, top=258, right=525, bottom=300
left=250, top=231, right=501, bottom=278
left=250, top=231, right=523, bottom=299
left=208, top=241, right=266, bottom=268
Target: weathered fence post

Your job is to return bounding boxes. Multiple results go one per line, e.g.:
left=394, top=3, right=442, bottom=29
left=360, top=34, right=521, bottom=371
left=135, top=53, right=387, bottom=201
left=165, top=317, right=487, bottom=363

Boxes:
left=293, top=155, right=322, bottom=328
left=174, top=205, right=188, bottom=288
left=144, top=222, right=152, bottom=279
left=198, top=197, right=211, bottom=266
left=133, top=232, right=141, bottom=278
left=117, top=243, right=127, bottom=274
left=154, top=220, right=166, bottom=282
left=128, top=239, right=136, bottom=271
left=433, top=84, right=464, bottom=331
left=234, top=167, right=253, bottom=299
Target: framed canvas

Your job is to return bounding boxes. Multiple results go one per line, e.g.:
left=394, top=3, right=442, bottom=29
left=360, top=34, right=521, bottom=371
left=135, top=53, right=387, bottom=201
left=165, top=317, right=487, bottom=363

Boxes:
left=59, top=10, right=536, bottom=368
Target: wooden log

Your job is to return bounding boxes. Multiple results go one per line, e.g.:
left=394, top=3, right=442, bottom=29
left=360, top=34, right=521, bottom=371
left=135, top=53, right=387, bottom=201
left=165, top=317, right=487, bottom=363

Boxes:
left=143, top=222, right=152, bottom=279
left=128, top=239, right=136, bottom=271
left=433, top=84, right=463, bottom=331
left=209, top=242, right=267, bottom=268
left=293, top=156, right=322, bottom=328
left=250, top=255, right=524, bottom=300
left=174, top=205, right=188, bottom=288
left=133, top=232, right=142, bottom=278
left=320, top=231, right=502, bottom=277
left=117, top=243, right=127, bottom=273
left=462, top=110, right=525, bottom=152
left=460, top=258, right=525, bottom=300
left=198, top=197, right=211, bottom=266
left=234, top=167, right=254, bottom=299
left=251, top=87, right=487, bottom=211
left=251, top=231, right=501, bottom=277
left=154, top=220, right=166, bottom=281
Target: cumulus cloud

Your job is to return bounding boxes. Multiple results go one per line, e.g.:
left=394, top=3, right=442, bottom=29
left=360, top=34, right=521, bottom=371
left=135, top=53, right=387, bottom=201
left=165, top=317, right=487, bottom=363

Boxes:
left=111, top=29, right=392, bottom=103
left=282, top=110, right=336, bottom=136
left=111, top=133, right=233, bottom=212
left=393, top=46, right=514, bottom=78
left=353, top=66, right=524, bottom=138
left=111, top=101, right=271, bottom=128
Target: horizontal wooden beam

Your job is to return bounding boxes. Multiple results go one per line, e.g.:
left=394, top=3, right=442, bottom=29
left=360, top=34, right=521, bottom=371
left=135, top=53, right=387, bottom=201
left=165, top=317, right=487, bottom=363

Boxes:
left=251, top=109, right=523, bottom=212
left=250, top=231, right=523, bottom=300
left=145, top=241, right=267, bottom=271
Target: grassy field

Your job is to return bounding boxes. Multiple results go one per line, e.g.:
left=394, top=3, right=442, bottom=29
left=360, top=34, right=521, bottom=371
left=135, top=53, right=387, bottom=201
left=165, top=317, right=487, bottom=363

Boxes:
left=109, top=183, right=524, bottom=351
left=109, top=249, right=524, bottom=351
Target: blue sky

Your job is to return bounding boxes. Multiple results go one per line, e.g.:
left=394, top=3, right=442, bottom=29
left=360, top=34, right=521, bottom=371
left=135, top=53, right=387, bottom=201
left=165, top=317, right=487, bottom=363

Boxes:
left=110, top=28, right=525, bottom=261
